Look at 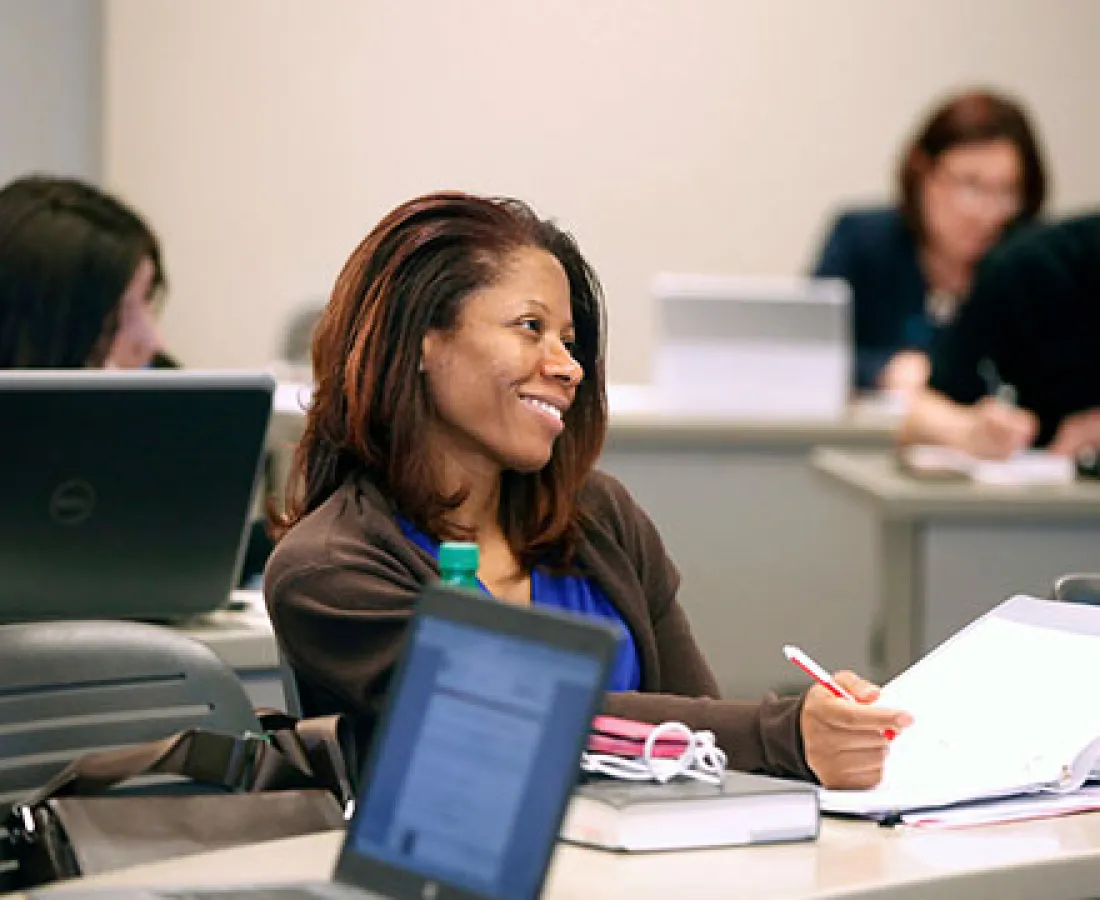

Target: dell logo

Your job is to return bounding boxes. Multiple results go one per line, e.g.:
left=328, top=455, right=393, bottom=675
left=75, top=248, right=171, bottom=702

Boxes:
left=48, top=479, right=97, bottom=526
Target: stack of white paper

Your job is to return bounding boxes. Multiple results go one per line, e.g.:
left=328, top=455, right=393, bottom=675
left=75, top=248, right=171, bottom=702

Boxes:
left=899, top=445, right=1076, bottom=485
left=820, top=596, right=1100, bottom=819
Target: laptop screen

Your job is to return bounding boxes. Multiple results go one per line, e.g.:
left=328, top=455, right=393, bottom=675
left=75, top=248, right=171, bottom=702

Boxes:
left=348, top=614, right=604, bottom=899
left=0, top=370, right=273, bottom=622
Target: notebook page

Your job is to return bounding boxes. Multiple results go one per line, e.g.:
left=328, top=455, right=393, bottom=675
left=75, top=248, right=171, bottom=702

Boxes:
left=898, top=445, right=1075, bottom=485
left=821, top=613, right=1100, bottom=815
left=899, top=784, right=1100, bottom=829
left=969, top=450, right=1076, bottom=486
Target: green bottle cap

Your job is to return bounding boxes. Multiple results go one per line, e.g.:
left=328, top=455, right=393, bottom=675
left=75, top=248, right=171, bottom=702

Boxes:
left=438, top=541, right=479, bottom=574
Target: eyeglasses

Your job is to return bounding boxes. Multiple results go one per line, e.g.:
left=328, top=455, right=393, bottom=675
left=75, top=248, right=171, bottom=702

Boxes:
left=936, top=168, right=1022, bottom=217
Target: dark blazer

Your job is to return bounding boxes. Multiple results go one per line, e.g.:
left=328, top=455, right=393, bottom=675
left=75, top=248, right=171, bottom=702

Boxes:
left=265, top=469, right=813, bottom=780
left=929, top=213, right=1100, bottom=447
left=812, top=206, right=930, bottom=389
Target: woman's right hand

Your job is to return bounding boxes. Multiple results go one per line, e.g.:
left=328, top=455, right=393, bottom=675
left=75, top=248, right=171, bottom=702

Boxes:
left=964, top=396, right=1038, bottom=459
left=878, top=350, right=931, bottom=395
left=800, top=671, right=913, bottom=789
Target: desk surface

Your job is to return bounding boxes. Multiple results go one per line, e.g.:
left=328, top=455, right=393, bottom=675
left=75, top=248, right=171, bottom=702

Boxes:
left=37, top=812, right=1100, bottom=900
left=813, top=448, right=1100, bottom=519
left=272, top=381, right=901, bottom=449
left=605, top=404, right=898, bottom=448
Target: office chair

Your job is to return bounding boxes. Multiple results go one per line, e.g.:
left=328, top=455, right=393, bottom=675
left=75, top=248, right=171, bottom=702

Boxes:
left=1052, top=573, right=1100, bottom=606
left=0, top=619, right=261, bottom=887
left=279, top=647, right=304, bottom=718
left=268, top=302, right=324, bottom=385
left=279, top=304, right=324, bottom=368
left=0, top=619, right=261, bottom=805
left=0, top=616, right=259, bottom=800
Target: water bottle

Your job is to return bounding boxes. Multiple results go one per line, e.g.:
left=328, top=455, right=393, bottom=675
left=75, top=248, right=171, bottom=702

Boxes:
left=438, top=541, right=480, bottom=591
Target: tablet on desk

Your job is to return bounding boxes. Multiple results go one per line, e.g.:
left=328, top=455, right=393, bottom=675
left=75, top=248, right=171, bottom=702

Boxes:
left=0, top=370, right=274, bottom=622
left=651, top=273, right=851, bottom=419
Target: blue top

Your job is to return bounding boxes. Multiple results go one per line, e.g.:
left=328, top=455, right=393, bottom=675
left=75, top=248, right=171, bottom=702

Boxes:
left=812, top=206, right=942, bottom=390
left=397, top=517, right=641, bottom=692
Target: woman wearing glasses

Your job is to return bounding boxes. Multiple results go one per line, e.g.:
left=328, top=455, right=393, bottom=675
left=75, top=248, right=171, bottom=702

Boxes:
left=811, top=89, right=1047, bottom=394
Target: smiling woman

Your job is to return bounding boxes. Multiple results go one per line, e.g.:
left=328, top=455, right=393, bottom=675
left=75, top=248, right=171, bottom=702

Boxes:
left=419, top=246, right=583, bottom=499
left=266, top=192, right=912, bottom=791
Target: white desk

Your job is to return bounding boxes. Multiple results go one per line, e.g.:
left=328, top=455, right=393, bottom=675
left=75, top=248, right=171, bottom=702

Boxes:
left=269, top=388, right=900, bottom=699
left=35, top=813, right=1100, bottom=899
left=813, top=448, right=1100, bottom=680
left=170, top=591, right=285, bottom=711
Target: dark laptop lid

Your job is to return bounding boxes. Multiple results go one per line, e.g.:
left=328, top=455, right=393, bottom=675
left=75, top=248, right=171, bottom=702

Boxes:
left=0, top=370, right=274, bottom=622
left=336, top=585, right=617, bottom=900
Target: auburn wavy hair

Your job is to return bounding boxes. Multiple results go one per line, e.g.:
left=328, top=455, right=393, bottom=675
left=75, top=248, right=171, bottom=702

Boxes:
left=276, top=192, right=608, bottom=568
left=899, top=88, right=1047, bottom=242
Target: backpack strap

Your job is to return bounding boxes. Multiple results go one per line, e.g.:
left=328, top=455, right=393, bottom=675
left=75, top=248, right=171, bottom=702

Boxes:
left=257, top=711, right=357, bottom=813
left=21, top=729, right=276, bottom=805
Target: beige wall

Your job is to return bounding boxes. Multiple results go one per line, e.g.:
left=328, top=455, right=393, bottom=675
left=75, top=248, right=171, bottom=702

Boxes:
left=104, top=0, right=1100, bottom=380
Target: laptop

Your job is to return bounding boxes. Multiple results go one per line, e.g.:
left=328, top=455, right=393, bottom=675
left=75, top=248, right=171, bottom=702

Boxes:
left=0, top=370, right=274, bottom=622
left=651, top=272, right=852, bottom=419
left=47, top=584, right=618, bottom=899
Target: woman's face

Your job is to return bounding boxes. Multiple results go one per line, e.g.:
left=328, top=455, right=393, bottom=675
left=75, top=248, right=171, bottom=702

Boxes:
left=420, top=246, right=583, bottom=481
left=919, top=138, right=1023, bottom=265
left=104, top=257, right=163, bottom=368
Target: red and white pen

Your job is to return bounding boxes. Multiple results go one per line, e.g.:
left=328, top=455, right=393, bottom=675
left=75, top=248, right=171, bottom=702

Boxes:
left=783, top=644, right=896, bottom=741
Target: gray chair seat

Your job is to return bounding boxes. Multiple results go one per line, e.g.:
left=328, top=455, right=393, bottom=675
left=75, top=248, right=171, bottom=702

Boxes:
left=0, top=619, right=260, bottom=889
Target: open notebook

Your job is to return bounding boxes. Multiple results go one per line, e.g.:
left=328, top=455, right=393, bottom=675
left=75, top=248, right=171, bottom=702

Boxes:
left=821, top=595, right=1100, bottom=819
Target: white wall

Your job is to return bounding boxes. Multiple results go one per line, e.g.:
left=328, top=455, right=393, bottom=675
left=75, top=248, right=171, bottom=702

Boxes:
left=0, top=0, right=101, bottom=184
left=103, top=0, right=1100, bottom=380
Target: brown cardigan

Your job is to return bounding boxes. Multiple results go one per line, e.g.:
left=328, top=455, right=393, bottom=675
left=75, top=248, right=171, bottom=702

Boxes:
left=264, top=469, right=814, bottom=780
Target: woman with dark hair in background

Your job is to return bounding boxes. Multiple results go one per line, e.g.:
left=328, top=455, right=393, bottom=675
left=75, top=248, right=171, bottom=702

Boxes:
left=812, top=88, right=1047, bottom=393
left=266, top=191, right=911, bottom=789
left=0, top=173, right=274, bottom=583
left=0, top=174, right=169, bottom=368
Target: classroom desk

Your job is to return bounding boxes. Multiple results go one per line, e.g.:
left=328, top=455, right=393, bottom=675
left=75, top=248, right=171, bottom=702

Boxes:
left=597, top=403, right=898, bottom=699
left=813, top=448, right=1100, bottom=680
left=34, top=813, right=1100, bottom=899
left=169, top=591, right=285, bottom=711
left=268, top=388, right=900, bottom=699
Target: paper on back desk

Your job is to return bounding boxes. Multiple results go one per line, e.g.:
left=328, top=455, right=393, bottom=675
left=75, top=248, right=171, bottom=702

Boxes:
left=970, top=450, right=1076, bottom=485
left=901, top=445, right=1075, bottom=485
left=820, top=598, right=1100, bottom=815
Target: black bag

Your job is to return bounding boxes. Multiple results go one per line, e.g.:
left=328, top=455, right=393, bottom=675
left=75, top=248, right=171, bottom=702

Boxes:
left=2, top=713, right=356, bottom=889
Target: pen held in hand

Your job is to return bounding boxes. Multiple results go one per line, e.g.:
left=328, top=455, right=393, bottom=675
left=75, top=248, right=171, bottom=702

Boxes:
left=978, top=358, right=1017, bottom=407
left=782, top=645, right=897, bottom=741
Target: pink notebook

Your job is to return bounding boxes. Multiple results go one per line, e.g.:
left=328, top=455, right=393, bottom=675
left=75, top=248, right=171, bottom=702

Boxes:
left=587, top=715, right=690, bottom=759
